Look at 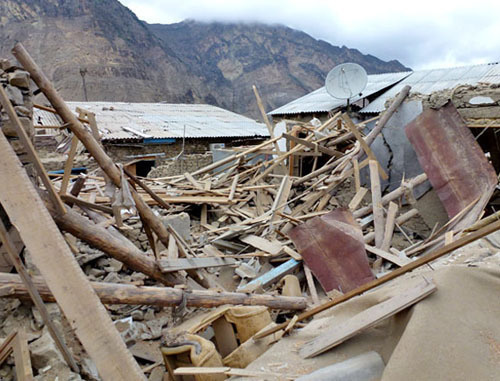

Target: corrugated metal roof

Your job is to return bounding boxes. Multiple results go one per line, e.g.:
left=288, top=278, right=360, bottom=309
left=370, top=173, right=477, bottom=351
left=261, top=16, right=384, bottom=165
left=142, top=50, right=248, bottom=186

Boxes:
left=33, top=109, right=62, bottom=126
left=360, top=62, right=500, bottom=113
left=268, top=71, right=412, bottom=116
left=34, top=102, right=269, bottom=141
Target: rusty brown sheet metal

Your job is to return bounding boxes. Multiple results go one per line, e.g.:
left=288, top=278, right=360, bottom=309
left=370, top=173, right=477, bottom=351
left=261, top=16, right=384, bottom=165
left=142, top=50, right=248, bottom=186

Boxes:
left=405, top=101, right=497, bottom=228
left=288, top=208, right=375, bottom=293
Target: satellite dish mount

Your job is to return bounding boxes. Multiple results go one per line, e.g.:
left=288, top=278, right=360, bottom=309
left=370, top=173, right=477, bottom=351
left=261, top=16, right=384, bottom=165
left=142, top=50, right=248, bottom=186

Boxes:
left=325, top=63, right=368, bottom=110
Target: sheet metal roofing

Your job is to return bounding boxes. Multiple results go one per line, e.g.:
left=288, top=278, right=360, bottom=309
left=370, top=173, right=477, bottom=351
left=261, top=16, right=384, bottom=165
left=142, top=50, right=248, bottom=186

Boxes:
left=268, top=71, right=412, bottom=116
left=34, top=102, right=269, bottom=141
left=360, top=62, right=500, bottom=113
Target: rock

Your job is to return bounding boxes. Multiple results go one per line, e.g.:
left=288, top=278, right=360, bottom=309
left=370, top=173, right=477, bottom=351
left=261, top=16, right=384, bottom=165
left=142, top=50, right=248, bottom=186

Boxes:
left=148, top=366, right=165, bottom=381
left=161, top=212, right=191, bottom=242
left=105, top=258, right=123, bottom=272
left=8, top=70, right=30, bottom=88
left=131, top=310, right=144, bottom=321
left=0, top=59, right=13, bottom=71
left=114, top=317, right=139, bottom=346
left=103, top=271, right=121, bottom=283
left=144, top=308, right=155, bottom=321
left=81, top=358, right=100, bottom=381
left=4, top=85, right=24, bottom=106
left=14, top=105, right=31, bottom=117
left=29, top=329, right=65, bottom=369
left=0, top=116, right=33, bottom=138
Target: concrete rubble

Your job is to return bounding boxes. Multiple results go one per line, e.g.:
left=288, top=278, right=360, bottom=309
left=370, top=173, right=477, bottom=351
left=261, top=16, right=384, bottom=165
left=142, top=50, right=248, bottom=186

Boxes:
left=0, top=45, right=498, bottom=381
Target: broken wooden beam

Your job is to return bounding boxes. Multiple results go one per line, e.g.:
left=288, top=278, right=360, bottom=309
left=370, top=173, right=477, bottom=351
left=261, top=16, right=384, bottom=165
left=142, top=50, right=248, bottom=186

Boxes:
left=0, top=273, right=308, bottom=310
left=158, top=257, right=236, bottom=273
left=44, top=194, right=183, bottom=287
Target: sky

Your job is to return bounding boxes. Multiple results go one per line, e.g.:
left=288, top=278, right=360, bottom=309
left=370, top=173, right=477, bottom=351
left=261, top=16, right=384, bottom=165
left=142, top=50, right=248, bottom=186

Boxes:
left=120, top=0, right=500, bottom=70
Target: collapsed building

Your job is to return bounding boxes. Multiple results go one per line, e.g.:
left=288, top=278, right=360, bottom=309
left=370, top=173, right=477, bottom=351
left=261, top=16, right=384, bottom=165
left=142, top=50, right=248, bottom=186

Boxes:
left=0, top=43, right=499, bottom=381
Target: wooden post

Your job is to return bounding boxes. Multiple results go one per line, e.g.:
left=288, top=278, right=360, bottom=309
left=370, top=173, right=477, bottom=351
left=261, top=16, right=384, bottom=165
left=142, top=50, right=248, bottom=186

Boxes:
left=369, top=160, right=385, bottom=248
left=0, top=273, right=308, bottom=310
left=59, top=135, right=79, bottom=195
left=381, top=201, right=398, bottom=252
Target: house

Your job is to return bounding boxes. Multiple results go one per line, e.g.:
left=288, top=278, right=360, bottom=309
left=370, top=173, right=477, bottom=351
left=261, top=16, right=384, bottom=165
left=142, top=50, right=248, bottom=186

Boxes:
left=269, top=62, right=500, bottom=121
left=34, top=102, right=269, bottom=175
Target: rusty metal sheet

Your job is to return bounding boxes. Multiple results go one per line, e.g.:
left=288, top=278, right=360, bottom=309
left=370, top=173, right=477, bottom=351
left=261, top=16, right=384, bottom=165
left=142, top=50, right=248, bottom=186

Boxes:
left=289, top=208, right=375, bottom=293
left=405, top=101, right=497, bottom=228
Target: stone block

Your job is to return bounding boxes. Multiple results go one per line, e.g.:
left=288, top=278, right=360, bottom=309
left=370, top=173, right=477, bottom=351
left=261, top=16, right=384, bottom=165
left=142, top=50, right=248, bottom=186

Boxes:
left=161, top=212, right=191, bottom=242
left=0, top=59, right=13, bottom=71
left=8, top=70, right=30, bottom=89
left=4, top=85, right=23, bottom=106
left=1, top=116, right=33, bottom=138
left=29, top=329, right=65, bottom=369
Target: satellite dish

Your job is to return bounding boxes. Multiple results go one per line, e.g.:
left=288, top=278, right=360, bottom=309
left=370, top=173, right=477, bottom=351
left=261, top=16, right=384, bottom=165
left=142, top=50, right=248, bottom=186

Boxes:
left=325, top=63, right=368, bottom=101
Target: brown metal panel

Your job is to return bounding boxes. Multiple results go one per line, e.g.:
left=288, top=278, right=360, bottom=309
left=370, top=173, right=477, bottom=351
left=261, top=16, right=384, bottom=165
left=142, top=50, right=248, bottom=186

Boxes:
left=289, top=208, right=375, bottom=293
left=405, top=101, right=497, bottom=227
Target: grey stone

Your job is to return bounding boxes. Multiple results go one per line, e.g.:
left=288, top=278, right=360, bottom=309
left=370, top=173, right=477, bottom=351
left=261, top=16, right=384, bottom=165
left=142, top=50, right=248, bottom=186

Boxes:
left=29, top=329, right=65, bottom=369
left=296, top=351, right=385, bottom=381
left=161, top=212, right=191, bottom=242
left=14, top=105, right=31, bottom=117
left=4, top=85, right=24, bottom=105
left=8, top=70, right=30, bottom=88
left=0, top=59, right=13, bottom=71
left=131, top=310, right=144, bottom=321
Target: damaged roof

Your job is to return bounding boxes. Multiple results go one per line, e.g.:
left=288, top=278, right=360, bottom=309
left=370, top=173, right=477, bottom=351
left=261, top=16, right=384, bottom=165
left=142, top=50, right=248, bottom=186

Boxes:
left=34, top=102, right=269, bottom=141
left=361, top=62, right=500, bottom=113
left=268, top=71, right=412, bottom=116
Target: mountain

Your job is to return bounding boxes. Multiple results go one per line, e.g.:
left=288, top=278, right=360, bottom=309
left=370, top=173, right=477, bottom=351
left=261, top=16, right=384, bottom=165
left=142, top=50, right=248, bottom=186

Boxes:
left=0, top=0, right=410, bottom=118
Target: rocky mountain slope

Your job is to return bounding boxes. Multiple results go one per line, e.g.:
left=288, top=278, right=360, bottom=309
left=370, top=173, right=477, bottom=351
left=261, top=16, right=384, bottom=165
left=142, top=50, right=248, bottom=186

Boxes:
left=0, top=0, right=409, bottom=118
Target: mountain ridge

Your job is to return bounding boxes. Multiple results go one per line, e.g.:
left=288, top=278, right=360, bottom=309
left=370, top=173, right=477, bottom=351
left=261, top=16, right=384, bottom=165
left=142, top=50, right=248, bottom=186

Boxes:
left=0, top=0, right=410, bottom=118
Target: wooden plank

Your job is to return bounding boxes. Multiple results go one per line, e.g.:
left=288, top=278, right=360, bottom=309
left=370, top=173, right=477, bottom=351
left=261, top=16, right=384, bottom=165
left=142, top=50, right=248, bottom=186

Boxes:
left=240, top=235, right=283, bottom=255
left=158, top=257, right=236, bottom=273
left=270, top=175, right=292, bottom=224
left=228, top=174, right=239, bottom=201
left=348, top=187, right=368, bottom=211
left=252, top=85, right=282, bottom=158
left=60, top=194, right=113, bottom=214
left=353, top=158, right=361, bottom=192
left=59, top=135, right=79, bottom=195
left=300, top=280, right=436, bottom=358
left=11, top=330, right=34, bottom=381
left=0, top=84, right=66, bottom=216
left=304, top=264, right=319, bottom=305
left=184, top=172, right=203, bottom=190
left=369, top=160, right=385, bottom=248
left=342, top=114, right=388, bottom=180
left=283, top=133, right=343, bottom=157
left=283, top=246, right=302, bottom=261
left=381, top=201, right=398, bottom=252
left=364, top=244, right=410, bottom=267
left=0, top=131, right=145, bottom=380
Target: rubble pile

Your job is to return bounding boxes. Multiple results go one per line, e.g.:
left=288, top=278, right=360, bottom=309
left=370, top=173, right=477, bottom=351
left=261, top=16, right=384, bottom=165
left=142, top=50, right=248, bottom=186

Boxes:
left=0, top=44, right=499, bottom=381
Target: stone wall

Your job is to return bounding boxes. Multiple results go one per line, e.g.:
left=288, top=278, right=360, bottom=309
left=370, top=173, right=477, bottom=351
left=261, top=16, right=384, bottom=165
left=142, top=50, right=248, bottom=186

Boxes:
left=0, top=58, right=35, bottom=178
left=148, top=152, right=213, bottom=177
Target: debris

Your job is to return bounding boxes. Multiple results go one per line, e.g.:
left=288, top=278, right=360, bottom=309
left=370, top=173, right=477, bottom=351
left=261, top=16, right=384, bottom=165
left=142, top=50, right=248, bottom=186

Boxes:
left=289, top=209, right=374, bottom=293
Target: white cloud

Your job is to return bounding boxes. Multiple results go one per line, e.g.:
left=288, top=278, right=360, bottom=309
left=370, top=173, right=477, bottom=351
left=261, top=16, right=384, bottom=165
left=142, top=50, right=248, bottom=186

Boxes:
left=120, top=0, right=500, bottom=69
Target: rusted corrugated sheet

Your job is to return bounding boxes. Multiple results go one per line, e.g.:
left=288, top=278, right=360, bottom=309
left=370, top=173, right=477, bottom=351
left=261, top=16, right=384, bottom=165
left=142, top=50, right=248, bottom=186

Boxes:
left=289, top=208, right=374, bottom=293
left=405, top=101, right=497, bottom=228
